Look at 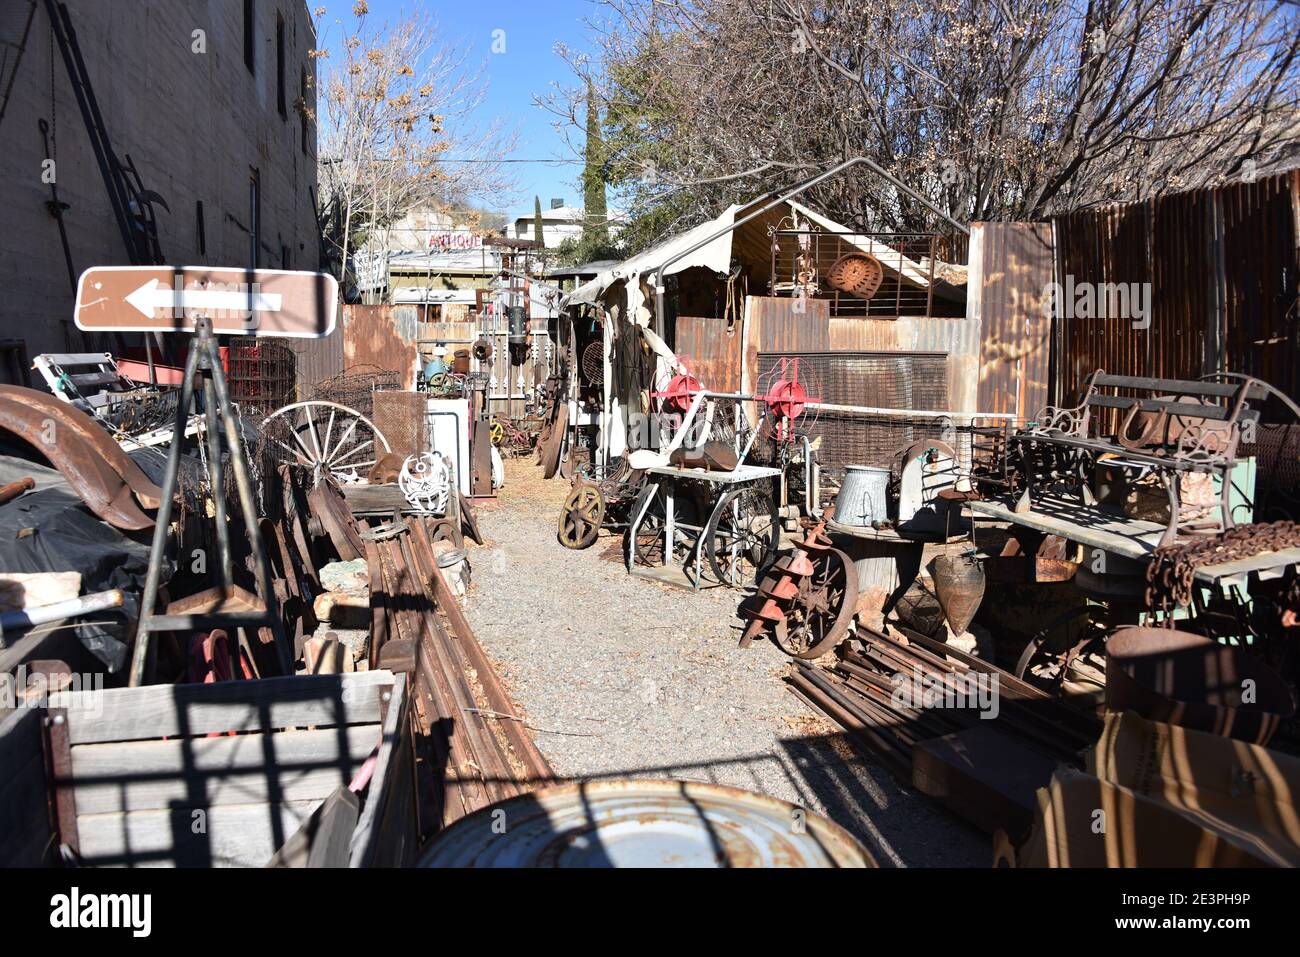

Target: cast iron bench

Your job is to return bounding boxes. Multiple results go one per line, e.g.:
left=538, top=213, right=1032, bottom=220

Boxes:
left=1011, top=371, right=1266, bottom=547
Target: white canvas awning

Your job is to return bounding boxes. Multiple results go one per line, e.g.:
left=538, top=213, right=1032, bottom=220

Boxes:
left=562, top=198, right=965, bottom=309
left=562, top=204, right=746, bottom=308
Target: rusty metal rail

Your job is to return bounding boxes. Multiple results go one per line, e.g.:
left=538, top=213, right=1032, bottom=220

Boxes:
left=366, top=514, right=553, bottom=843
left=0, top=385, right=164, bottom=530
left=793, top=625, right=1101, bottom=761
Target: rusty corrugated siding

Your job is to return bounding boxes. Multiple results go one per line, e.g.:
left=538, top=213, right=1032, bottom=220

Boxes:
left=742, top=296, right=832, bottom=395
left=1051, top=172, right=1299, bottom=409
left=675, top=315, right=744, bottom=393
left=750, top=295, right=833, bottom=353
left=343, top=304, right=419, bottom=389
left=972, top=222, right=1054, bottom=421
left=284, top=328, right=344, bottom=398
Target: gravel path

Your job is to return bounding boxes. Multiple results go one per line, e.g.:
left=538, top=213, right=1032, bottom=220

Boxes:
left=462, top=459, right=988, bottom=867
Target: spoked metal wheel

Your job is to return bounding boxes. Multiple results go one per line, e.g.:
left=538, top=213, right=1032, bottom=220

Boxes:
left=704, top=485, right=780, bottom=586
left=263, top=401, right=391, bottom=485
left=777, top=547, right=859, bottom=660
left=558, top=482, right=605, bottom=550
left=626, top=483, right=701, bottom=567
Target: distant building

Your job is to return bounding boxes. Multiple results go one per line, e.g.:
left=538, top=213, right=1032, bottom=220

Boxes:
left=0, top=0, right=319, bottom=379
left=508, top=199, right=623, bottom=249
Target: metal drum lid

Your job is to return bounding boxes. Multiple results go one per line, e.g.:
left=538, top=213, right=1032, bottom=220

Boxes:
left=418, top=779, right=875, bottom=868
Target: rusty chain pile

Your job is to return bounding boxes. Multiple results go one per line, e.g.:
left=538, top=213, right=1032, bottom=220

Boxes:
left=1145, top=521, right=1300, bottom=616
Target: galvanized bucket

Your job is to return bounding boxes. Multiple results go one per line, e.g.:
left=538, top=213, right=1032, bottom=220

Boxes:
left=418, top=779, right=876, bottom=868
left=836, top=465, right=891, bottom=527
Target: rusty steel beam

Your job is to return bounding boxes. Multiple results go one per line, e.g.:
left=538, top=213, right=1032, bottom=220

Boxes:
left=0, top=385, right=163, bottom=506
left=0, top=390, right=158, bottom=530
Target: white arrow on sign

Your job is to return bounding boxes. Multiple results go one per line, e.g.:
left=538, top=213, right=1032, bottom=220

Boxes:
left=125, top=279, right=284, bottom=318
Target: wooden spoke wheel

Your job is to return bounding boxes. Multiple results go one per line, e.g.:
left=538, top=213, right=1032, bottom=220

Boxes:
left=778, top=547, right=859, bottom=660
left=704, top=485, right=781, bottom=586
left=559, top=482, right=605, bottom=550
left=263, top=401, right=391, bottom=485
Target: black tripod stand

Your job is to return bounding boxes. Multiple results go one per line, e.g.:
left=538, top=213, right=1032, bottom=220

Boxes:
left=129, top=317, right=291, bottom=686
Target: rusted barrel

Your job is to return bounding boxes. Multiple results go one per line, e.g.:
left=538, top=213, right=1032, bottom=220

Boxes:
left=1105, top=626, right=1295, bottom=745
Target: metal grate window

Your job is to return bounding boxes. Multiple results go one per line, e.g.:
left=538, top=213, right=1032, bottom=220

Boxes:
left=757, top=351, right=951, bottom=479
left=769, top=231, right=938, bottom=317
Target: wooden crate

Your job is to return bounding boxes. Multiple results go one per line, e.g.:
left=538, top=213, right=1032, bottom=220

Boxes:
left=0, top=670, right=416, bottom=868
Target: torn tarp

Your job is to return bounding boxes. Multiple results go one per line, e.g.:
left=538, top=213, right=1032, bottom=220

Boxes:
left=0, top=454, right=171, bottom=674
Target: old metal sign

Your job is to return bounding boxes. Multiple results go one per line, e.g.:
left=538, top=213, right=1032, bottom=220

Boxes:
left=74, top=266, right=338, bottom=338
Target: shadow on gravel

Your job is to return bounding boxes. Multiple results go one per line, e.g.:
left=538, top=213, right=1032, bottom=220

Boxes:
left=481, top=733, right=987, bottom=868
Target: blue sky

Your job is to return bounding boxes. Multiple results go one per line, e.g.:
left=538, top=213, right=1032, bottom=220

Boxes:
left=325, top=0, right=599, bottom=219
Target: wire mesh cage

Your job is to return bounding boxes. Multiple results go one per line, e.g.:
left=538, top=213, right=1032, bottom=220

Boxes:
left=769, top=230, right=940, bottom=317
left=227, top=338, right=296, bottom=417
left=309, top=366, right=402, bottom=420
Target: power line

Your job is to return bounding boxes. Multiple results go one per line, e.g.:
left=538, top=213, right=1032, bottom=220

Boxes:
left=437, top=158, right=581, bottom=164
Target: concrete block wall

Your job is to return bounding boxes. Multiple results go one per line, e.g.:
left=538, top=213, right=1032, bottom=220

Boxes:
left=0, top=0, right=318, bottom=377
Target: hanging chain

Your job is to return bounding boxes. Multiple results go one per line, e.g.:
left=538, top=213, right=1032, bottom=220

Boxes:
left=1145, top=521, right=1300, bottom=617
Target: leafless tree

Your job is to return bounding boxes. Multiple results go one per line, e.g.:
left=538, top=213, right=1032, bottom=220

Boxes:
left=544, top=0, right=1298, bottom=249
left=314, top=2, right=517, bottom=301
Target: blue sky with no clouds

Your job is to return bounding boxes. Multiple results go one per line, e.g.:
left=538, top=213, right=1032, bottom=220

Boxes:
left=320, top=0, right=599, bottom=219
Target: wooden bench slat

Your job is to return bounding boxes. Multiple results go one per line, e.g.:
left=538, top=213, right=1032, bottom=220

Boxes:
left=1091, top=374, right=1266, bottom=400
left=69, top=725, right=380, bottom=814
left=52, top=671, right=396, bottom=745
left=1085, top=394, right=1237, bottom=421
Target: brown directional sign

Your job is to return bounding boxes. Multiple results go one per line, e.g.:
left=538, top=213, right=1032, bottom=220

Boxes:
left=74, top=266, right=338, bottom=338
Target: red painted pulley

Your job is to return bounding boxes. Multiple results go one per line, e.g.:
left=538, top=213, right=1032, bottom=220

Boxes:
left=761, top=378, right=811, bottom=421
left=652, top=358, right=704, bottom=414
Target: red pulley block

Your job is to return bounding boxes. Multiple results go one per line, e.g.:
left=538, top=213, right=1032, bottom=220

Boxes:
left=650, top=356, right=704, bottom=414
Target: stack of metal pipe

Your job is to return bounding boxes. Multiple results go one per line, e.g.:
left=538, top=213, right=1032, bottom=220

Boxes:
left=363, top=515, right=555, bottom=843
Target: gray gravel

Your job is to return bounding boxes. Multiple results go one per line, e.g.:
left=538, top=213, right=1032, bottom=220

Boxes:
left=461, top=461, right=988, bottom=867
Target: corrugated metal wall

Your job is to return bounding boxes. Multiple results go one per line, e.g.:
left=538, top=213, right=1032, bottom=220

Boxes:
left=343, top=305, right=421, bottom=390
left=280, top=327, right=345, bottom=399
left=1051, top=171, right=1299, bottom=409
left=675, top=315, right=744, bottom=393
left=673, top=297, right=983, bottom=414
left=968, top=222, right=1055, bottom=421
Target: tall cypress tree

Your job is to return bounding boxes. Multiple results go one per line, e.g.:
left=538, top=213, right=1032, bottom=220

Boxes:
left=583, top=80, right=608, bottom=244
left=533, top=195, right=545, bottom=247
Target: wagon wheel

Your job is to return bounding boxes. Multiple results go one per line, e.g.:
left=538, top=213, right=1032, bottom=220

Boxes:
left=626, top=483, right=701, bottom=567
left=490, top=420, right=506, bottom=447
left=778, top=547, right=859, bottom=660
left=1014, top=603, right=1109, bottom=693
left=704, top=484, right=780, bottom=586
left=559, top=483, right=605, bottom=550
left=263, top=401, right=391, bottom=485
